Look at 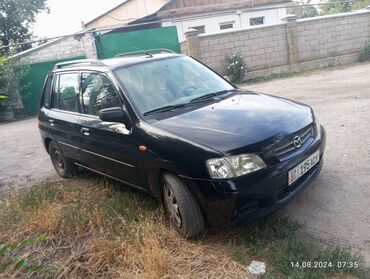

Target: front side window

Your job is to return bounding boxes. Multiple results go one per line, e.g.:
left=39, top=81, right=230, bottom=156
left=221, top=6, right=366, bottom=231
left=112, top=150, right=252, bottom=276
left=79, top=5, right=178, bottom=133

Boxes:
left=53, top=73, right=79, bottom=112
left=81, top=73, right=122, bottom=116
left=115, top=56, right=234, bottom=115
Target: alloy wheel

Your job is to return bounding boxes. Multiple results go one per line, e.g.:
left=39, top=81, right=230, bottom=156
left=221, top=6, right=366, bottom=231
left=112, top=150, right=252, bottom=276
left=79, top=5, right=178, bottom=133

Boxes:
left=53, top=149, right=64, bottom=171
left=163, top=182, right=182, bottom=228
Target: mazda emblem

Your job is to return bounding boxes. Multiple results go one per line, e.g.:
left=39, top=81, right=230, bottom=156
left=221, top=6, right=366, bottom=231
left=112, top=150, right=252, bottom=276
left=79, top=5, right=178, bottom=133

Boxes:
left=293, top=136, right=302, bottom=148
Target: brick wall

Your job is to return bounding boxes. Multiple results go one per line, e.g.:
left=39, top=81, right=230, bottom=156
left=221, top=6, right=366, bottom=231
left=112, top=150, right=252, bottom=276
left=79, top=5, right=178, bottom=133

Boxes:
left=297, top=12, right=370, bottom=62
left=184, top=10, right=370, bottom=77
left=199, top=23, right=288, bottom=72
left=180, top=41, right=188, bottom=55
left=16, top=33, right=97, bottom=64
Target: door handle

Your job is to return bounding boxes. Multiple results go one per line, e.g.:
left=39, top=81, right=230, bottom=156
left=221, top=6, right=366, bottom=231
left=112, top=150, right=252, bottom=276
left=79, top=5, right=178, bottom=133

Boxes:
left=48, top=119, right=54, bottom=127
left=80, top=127, right=90, bottom=136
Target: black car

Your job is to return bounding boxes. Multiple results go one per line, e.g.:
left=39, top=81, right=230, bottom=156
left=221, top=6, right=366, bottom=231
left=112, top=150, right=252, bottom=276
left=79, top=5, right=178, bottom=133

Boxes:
left=38, top=50, right=326, bottom=237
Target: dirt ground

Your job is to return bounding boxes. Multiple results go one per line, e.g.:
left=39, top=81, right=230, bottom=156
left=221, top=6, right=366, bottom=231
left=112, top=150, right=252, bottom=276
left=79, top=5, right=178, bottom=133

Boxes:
left=0, top=62, right=369, bottom=264
left=0, top=117, right=59, bottom=192
left=243, top=62, right=370, bottom=264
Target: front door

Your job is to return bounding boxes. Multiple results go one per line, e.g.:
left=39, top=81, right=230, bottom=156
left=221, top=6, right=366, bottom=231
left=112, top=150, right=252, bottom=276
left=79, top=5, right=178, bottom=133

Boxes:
left=77, top=72, right=142, bottom=189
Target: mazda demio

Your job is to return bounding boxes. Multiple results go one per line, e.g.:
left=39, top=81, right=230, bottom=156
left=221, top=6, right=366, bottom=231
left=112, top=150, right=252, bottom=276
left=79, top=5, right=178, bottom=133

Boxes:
left=38, top=50, right=326, bottom=237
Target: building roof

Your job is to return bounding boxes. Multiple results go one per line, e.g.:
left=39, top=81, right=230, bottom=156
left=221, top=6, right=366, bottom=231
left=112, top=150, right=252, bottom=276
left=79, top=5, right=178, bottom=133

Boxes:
left=85, top=0, right=130, bottom=26
left=158, top=0, right=290, bottom=18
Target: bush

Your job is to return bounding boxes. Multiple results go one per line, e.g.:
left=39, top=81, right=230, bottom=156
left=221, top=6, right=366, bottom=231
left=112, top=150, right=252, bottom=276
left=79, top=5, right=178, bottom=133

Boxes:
left=0, top=56, right=29, bottom=114
left=226, top=53, right=246, bottom=83
left=359, top=40, right=370, bottom=62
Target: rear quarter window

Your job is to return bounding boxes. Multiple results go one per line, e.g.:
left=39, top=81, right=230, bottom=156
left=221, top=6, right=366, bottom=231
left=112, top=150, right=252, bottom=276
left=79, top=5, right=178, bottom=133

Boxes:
left=41, top=75, right=53, bottom=108
left=51, top=73, right=79, bottom=112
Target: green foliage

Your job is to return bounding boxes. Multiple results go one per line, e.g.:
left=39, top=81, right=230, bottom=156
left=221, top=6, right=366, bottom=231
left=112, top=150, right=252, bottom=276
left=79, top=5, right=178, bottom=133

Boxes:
left=0, top=0, right=48, bottom=54
left=226, top=53, right=246, bottom=83
left=287, top=1, right=318, bottom=19
left=301, top=5, right=318, bottom=18
left=0, top=235, right=57, bottom=275
left=0, top=56, right=29, bottom=112
left=351, top=0, right=370, bottom=10
left=359, top=40, right=370, bottom=62
left=321, top=0, right=352, bottom=15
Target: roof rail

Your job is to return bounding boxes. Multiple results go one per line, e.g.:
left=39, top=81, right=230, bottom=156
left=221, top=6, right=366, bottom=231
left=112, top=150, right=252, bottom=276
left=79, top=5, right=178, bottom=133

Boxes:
left=53, top=59, right=105, bottom=70
left=114, top=49, right=175, bottom=58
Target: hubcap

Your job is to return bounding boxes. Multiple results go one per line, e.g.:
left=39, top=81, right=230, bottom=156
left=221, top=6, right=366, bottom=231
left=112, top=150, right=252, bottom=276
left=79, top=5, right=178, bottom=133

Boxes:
left=53, top=149, right=64, bottom=170
left=163, top=183, right=182, bottom=228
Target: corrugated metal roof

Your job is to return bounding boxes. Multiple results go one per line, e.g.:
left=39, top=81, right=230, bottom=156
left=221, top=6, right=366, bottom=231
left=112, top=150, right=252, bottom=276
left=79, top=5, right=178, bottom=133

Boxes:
left=158, top=0, right=290, bottom=18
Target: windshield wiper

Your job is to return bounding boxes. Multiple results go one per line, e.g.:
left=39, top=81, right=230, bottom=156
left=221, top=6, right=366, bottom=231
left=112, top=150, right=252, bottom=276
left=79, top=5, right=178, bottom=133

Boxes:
left=190, top=89, right=237, bottom=103
left=143, top=104, right=186, bottom=116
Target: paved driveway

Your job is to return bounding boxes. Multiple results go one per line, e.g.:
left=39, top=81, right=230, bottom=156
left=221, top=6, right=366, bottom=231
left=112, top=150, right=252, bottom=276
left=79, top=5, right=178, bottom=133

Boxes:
left=0, top=118, right=58, bottom=192
left=0, top=62, right=369, bottom=263
left=243, top=62, right=370, bottom=264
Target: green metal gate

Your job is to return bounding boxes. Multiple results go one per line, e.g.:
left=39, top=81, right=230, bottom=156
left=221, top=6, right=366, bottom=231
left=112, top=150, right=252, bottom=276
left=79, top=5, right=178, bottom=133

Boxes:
left=96, top=26, right=180, bottom=59
left=20, top=56, right=85, bottom=115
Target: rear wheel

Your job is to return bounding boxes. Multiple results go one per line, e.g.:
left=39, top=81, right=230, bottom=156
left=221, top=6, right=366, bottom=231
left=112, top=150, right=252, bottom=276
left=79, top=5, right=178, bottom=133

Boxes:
left=162, top=173, right=206, bottom=237
left=48, top=141, right=76, bottom=178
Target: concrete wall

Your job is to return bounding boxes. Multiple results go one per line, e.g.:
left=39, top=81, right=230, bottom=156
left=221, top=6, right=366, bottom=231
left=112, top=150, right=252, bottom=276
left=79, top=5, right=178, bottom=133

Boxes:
left=16, top=33, right=97, bottom=64
left=182, top=10, right=370, bottom=78
left=162, top=4, right=287, bottom=42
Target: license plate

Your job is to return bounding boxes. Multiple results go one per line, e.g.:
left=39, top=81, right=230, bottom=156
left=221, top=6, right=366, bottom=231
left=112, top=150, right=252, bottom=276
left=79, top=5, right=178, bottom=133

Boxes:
left=288, top=150, right=320, bottom=185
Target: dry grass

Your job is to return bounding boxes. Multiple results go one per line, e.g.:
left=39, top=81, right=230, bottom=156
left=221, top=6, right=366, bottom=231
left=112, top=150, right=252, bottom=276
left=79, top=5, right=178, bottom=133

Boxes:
left=0, top=177, right=368, bottom=279
left=0, top=178, right=254, bottom=279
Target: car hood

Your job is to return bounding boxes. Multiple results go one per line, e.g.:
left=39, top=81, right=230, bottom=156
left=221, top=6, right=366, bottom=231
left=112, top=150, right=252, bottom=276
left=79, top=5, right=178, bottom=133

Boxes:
left=151, top=91, right=314, bottom=154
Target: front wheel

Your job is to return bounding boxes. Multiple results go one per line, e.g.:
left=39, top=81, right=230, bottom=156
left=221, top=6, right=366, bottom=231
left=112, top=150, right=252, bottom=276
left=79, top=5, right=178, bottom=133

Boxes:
left=48, top=141, right=76, bottom=178
left=162, top=173, right=206, bottom=237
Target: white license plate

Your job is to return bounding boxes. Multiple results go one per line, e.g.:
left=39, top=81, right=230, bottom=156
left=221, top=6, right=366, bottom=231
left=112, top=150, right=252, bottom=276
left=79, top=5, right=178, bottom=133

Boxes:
left=288, top=150, right=320, bottom=185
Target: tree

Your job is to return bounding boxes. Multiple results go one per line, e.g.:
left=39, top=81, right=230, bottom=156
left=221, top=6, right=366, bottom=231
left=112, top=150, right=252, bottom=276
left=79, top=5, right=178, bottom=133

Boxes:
left=301, top=5, right=318, bottom=18
left=287, top=1, right=318, bottom=19
left=0, top=0, right=48, bottom=54
left=321, top=0, right=352, bottom=15
left=0, top=56, right=29, bottom=115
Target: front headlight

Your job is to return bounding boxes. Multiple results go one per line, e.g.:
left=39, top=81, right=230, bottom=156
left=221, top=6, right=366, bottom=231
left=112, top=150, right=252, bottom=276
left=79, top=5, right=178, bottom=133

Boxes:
left=206, top=154, right=266, bottom=179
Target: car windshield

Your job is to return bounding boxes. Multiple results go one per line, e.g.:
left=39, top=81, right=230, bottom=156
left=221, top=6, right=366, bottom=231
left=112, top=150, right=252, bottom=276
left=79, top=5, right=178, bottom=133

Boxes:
left=115, top=56, right=234, bottom=115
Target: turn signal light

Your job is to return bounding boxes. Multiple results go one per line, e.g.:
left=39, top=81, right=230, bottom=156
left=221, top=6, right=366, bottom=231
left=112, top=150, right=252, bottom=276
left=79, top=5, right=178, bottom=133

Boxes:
left=138, top=145, right=147, bottom=152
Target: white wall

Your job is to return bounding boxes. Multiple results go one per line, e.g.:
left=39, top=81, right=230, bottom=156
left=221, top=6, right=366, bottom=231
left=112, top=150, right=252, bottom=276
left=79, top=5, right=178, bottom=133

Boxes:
left=86, top=0, right=168, bottom=29
left=162, top=5, right=287, bottom=42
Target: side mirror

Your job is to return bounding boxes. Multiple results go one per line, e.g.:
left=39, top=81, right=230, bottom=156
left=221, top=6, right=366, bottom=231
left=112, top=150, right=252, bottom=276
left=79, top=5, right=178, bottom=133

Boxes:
left=223, top=75, right=231, bottom=82
left=99, top=106, right=130, bottom=127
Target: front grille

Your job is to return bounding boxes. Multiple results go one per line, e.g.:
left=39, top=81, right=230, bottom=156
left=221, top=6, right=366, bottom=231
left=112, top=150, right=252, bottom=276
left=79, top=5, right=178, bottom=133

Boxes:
left=273, top=125, right=314, bottom=158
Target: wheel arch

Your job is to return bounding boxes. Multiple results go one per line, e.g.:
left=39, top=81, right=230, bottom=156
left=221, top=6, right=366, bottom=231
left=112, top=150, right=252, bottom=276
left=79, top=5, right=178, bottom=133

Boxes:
left=44, top=137, right=52, bottom=154
left=147, top=167, right=209, bottom=222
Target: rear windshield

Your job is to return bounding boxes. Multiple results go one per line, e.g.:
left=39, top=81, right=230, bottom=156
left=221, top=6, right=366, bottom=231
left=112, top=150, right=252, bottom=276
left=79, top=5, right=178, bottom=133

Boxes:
left=115, top=56, right=233, bottom=115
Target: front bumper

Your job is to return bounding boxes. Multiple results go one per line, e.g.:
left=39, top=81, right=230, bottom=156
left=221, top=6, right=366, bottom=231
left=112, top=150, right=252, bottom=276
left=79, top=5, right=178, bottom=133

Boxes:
left=184, top=125, right=326, bottom=228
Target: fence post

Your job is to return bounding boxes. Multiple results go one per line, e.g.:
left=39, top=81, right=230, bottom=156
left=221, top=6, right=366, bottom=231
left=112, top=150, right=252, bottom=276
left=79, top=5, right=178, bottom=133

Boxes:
left=283, top=14, right=299, bottom=70
left=74, top=33, right=98, bottom=59
left=184, top=28, right=201, bottom=60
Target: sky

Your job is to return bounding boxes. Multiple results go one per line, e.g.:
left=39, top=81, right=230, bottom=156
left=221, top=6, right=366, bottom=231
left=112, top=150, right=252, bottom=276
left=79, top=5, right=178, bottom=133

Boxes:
left=32, top=0, right=125, bottom=38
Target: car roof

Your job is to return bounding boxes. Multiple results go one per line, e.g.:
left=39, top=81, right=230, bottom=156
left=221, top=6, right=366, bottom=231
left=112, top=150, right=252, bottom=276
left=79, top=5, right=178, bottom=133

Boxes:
left=52, top=53, right=182, bottom=73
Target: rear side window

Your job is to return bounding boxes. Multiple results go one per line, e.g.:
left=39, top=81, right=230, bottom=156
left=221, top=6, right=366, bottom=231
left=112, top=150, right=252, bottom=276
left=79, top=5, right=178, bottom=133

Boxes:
left=42, top=75, right=53, bottom=108
left=81, top=73, right=122, bottom=116
left=51, top=73, right=79, bottom=112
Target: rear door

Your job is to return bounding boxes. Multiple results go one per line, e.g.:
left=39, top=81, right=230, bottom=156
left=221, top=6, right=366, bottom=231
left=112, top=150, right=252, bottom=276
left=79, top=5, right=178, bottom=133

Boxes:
left=77, top=71, right=143, bottom=188
left=48, top=72, right=81, bottom=161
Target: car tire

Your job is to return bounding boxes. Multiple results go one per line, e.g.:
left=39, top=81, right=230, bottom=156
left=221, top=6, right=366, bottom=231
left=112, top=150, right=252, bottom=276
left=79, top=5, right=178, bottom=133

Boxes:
left=162, top=173, right=206, bottom=238
left=48, top=140, right=76, bottom=178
